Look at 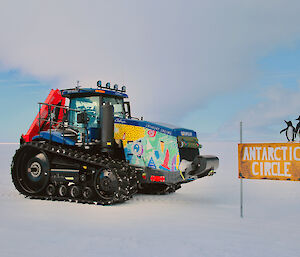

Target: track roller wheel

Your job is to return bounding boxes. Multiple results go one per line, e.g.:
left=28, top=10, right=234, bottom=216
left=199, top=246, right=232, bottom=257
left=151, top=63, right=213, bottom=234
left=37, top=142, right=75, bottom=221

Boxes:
left=70, top=185, right=81, bottom=198
left=58, top=185, right=68, bottom=197
left=82, top=187, right=93, bottom=199
left=94, top=169, right=118, bottom=203
left=46, top=184, right=56, bottom=196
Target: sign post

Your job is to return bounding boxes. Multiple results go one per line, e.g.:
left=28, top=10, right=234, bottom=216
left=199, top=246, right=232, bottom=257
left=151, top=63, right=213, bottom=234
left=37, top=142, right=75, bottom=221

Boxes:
left=238, top=125, right=300, bottom=218
left=240, top=121, right=243, bottom=218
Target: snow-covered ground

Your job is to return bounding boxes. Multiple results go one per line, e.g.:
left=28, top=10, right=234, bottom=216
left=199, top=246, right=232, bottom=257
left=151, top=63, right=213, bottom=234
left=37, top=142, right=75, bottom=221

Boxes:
left=1, top=143, right=299, bottom=257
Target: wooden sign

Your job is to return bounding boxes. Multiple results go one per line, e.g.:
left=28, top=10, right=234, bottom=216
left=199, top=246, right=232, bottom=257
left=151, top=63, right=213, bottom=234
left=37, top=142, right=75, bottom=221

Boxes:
left=238, top=143, right=300, bottom=181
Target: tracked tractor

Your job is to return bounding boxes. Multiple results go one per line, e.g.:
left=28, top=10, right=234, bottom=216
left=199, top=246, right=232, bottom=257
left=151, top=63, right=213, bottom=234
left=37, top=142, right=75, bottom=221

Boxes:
left=11, top=81, right=219, bottom=205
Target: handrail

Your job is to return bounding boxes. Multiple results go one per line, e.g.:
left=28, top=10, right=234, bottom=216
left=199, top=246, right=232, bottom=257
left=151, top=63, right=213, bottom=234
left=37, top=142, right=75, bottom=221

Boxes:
left=37, top=102, right=91, bottom=145
left=38, top=102, right=80, bottom=112
left=37, top=118, right=82, bottom=130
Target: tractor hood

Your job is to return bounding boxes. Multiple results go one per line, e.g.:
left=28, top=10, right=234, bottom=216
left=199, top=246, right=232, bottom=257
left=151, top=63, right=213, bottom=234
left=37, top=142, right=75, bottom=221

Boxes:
left=114, top=117, right=197, bottom=137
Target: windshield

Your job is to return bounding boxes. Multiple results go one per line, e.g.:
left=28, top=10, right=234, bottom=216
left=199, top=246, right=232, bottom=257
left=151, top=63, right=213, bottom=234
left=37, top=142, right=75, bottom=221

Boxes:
left=102, top=97, right=125, bottom=118
left=69, top=96, right=100, bottom=128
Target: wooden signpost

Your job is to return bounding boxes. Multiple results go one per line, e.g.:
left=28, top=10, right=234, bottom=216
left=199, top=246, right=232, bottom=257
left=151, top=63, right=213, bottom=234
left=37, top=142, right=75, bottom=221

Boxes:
left=238, top=122, right=300, bottom=218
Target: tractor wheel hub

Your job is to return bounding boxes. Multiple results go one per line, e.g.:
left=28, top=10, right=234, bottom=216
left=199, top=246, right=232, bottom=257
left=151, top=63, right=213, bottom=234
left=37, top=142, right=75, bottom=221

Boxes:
left=28, top=162, right=42, bottom=178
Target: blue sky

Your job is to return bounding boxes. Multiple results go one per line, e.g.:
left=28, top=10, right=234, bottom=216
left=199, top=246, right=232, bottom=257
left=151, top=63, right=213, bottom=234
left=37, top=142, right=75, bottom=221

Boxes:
left=0, top=70, right=56, bottom=142
left=1, top=1, right=300, bottom=143
left=181, top=46, right=300, bottom=142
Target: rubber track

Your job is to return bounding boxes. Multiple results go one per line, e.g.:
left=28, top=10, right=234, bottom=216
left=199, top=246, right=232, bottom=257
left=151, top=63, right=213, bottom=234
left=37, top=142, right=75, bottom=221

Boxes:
left=11, top=141, right=138, bottom=205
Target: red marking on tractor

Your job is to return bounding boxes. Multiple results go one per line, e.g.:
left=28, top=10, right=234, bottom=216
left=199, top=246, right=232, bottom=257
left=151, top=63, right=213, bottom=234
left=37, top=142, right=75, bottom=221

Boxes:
left=95, top=89, right=106, bottom=93
left=150, top=175, right=165, bottom=182
left=161, top=149, right=170, bottom=170
left=147, top=130, right=156, bottom=137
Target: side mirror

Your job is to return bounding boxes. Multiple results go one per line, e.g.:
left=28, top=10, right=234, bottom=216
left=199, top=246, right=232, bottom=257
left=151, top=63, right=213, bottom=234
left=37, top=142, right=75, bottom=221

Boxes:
left=124, top=102, right=131, bottom=118
left=77, top=112, right=90, bottom=124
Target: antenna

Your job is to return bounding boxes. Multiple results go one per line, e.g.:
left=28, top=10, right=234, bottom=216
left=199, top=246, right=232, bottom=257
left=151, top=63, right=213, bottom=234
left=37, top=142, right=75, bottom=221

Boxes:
left=76, top=80, right=80, bottom=90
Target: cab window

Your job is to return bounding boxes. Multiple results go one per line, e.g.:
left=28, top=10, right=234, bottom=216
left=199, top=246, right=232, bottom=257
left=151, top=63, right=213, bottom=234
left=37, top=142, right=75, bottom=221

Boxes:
left=102, top=97, right=125, bottom=118
left=69, top=96, right=100, bottom=128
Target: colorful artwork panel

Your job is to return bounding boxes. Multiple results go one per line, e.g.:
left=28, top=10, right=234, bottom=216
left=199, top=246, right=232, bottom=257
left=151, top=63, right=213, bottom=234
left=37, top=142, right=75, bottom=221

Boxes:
left=115, top=124, right=180, bottom=171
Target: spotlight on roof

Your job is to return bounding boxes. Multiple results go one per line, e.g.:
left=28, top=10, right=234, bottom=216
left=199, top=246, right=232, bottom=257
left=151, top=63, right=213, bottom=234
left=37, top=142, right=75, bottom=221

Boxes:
left=106, top=82, right=111, bottom=89
left=97, top=80, right=102, bottom=88
left=121, top=86, right=126, bottom=92
left=114, top=84, right=118, bottom=91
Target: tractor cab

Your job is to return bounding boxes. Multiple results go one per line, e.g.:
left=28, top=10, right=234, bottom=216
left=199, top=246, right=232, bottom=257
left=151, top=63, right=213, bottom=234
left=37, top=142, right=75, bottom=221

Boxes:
left=60, top=82, right=130, bottom=143
left=24, top=81, right=130, bottom=146
left=64, top=90, right=127, bottom=127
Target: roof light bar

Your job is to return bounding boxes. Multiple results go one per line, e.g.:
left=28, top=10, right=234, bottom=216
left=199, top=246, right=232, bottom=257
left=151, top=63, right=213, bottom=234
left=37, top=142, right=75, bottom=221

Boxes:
left=96, top=80, right=126, bottom=93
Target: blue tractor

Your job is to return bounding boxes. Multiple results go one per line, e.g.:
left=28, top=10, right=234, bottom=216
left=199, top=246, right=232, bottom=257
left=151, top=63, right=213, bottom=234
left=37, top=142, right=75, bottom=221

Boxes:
left=11, top=81, right=219, bottom=205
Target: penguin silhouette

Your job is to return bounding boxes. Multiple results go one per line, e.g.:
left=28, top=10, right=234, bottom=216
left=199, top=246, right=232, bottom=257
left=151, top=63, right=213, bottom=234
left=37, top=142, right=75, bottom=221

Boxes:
left=280, top=120, right=295, bottom=141
left=295, top=116, right=300, bottom=141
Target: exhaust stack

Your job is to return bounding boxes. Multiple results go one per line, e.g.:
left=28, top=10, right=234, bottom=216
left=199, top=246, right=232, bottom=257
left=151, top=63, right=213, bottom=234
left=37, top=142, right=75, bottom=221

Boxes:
left=100, top=103, right=114, bottom=153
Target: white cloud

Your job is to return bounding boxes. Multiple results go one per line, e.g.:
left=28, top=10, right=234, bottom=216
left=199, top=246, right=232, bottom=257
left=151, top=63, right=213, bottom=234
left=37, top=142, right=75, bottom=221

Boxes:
left=220, top=84, right=300, bottom=141
left=1, top=0, right=300, bottom=125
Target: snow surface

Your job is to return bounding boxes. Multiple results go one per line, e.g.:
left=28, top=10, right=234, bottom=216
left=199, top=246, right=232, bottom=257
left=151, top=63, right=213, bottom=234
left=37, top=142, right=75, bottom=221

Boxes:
left=1, top=143, right=300, bottom=257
